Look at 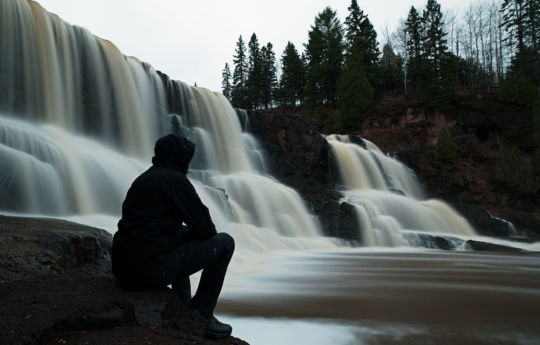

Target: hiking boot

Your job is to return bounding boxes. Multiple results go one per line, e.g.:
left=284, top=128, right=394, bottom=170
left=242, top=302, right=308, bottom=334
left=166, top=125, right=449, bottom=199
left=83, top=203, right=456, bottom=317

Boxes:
left=204, top=316, right=232, bottom=339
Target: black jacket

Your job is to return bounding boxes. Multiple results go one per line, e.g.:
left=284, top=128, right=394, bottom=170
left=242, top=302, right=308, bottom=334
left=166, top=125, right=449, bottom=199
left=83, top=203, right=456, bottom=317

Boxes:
left=112, top=134, right=217, bottom=280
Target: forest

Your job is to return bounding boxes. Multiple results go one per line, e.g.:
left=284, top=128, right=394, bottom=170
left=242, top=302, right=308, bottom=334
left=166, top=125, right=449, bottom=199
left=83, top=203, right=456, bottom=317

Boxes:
left=221, top=0, right=538, bottom=121
left=221, top=0, right=540, bottom=197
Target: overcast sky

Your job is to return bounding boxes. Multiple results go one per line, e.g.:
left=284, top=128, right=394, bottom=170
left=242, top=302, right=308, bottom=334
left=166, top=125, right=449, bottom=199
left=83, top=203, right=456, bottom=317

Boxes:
left=37, top=0, right=479, bottom=92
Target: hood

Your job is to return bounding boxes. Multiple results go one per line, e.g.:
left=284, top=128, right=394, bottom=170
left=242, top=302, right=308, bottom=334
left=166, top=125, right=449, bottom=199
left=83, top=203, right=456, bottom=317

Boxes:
left=151, top=134, right=195, bottom=174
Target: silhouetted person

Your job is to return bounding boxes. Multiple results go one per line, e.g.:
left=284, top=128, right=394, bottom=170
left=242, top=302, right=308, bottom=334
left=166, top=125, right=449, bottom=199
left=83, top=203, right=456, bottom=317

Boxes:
left=112, top=134, right=234, bottom=339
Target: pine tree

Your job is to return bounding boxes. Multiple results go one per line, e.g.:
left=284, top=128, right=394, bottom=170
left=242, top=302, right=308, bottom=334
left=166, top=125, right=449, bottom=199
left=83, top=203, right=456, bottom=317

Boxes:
left=232, top=35, right=248, bottom=108
left=422, top=0, right=448, bottom=69
left=247, top=33, right=263, bottom=109
left=499, top=0, right=539, bottom=105
left=221, top=63, right=232, bottom=100
left=404, top=6, right=425, bottom=90
left=381, top=43, right=403, bottom=90
left=344, top=0, right=380, bottom=86
left=305, top=6, right=344, bottom=106
left=501, top=0, right=528, bottom=54
left=421, top=0, right=452, bottom=109
left=338, top=57, right=373, bottom=128
left=279, top=42, right=305, bottom=107
left=261, top=42, right=277, bottom=109
left=405, top=6, right=423, bottom=60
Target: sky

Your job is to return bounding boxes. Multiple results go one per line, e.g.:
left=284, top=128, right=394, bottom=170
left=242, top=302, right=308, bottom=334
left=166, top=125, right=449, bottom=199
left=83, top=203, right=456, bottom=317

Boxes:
left=36, top=0, right=478, bottom=92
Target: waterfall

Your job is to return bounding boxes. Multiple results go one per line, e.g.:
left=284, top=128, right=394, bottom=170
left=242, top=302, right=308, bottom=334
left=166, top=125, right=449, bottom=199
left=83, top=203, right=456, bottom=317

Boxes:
left=327, top=134, right=476, bottom=247
left=0, top=0, right=337, bottom=261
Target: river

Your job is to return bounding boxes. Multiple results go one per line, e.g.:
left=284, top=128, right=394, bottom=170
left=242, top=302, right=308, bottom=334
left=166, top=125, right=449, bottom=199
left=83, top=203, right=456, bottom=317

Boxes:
left=218, top=249, right=540, bottom=345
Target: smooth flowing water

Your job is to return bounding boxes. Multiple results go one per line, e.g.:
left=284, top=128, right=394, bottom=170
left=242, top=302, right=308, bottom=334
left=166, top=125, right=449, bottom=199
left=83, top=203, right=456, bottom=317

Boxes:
left=1, top=1, right=539, bottom=344
left=218, top=249, right=540, bottom=345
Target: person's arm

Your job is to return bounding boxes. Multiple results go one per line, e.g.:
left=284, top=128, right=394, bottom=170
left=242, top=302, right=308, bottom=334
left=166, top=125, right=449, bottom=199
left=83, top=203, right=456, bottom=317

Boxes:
left=171, top=176, right=217, bottom=241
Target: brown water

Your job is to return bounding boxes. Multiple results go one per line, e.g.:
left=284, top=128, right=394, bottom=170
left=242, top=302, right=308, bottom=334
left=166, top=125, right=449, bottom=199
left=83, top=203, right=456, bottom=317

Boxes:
left=217, top=249, right=540, bottom=345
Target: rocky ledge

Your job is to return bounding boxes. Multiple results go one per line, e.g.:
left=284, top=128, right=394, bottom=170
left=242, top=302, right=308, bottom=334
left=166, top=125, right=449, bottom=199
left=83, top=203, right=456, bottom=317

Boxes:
left=0, top=215, right=248, bottom=345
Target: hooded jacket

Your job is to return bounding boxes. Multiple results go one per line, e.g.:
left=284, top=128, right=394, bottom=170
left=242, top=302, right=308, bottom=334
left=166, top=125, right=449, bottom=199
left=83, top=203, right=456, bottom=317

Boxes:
left=112, top=134, right=217, bottom=280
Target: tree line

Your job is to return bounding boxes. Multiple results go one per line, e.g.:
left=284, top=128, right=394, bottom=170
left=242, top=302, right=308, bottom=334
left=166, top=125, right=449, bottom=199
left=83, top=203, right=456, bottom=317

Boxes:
left=221, top=0, right=539, bottom=127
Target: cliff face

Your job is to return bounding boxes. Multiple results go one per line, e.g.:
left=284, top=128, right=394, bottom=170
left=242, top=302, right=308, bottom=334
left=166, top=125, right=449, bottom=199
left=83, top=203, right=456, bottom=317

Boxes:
left=245, top=95, right=540, bottom=242
left=247, top=110, right=361, bottom=241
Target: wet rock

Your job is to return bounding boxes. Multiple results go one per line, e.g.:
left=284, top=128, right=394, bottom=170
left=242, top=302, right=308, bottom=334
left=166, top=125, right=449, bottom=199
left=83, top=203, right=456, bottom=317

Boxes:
left=452, top=203, right=518, bottom=238
left=402, top=232, right=464, bottom=250
left=246, top=110, right=329, bottom=196
left=465, top=240, right=523, bottom=252
left=495, top=210, right=540, bottom=241
left=317, top=197, right=361, bottom=242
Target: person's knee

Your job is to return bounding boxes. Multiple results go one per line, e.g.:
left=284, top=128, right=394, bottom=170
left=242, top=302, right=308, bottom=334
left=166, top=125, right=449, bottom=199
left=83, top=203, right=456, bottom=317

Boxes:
left=216, top=232, right=235, bottom=251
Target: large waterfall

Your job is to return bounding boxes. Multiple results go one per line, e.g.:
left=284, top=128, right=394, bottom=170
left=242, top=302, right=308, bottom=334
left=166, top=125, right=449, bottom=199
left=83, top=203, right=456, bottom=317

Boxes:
left=1, top=0, right=480, bottom=256
left=0, top=0, right=337, bottom=264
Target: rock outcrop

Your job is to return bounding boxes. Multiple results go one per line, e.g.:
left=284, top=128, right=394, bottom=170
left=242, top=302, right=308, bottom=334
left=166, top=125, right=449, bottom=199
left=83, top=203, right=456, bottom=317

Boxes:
left=0, top=215, right=248, bottom=345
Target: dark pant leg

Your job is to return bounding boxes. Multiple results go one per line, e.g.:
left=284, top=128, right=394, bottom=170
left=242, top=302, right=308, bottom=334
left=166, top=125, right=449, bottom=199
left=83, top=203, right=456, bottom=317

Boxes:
left=163, top=232, right=235, bottom=317
left=172, top=275, right=191, bottom=307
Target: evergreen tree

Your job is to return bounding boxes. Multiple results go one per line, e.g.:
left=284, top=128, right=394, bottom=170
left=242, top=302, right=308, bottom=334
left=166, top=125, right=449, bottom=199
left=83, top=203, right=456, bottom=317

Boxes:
left=221, top=63, right=232, bottom=100
left=247, top=33, right=263, bottom=109
left=500, top=0, right=539, bottom=105
left=422, top=0, right=448, bottom=69
left=279, top=42, right=305, bottom=107
left=405, top=6, right=424, bottom=90
left=405, top=6, right=423, bottom=60
left=305, top=6, right=344, bottom=106
left=501, top=0, right=529, bottom=54
left=338, top=57, right=373, bottom=128
left=421, top=0, right=452, bottom=109
left=344, top=0, right=380, bottom=86
left=381, top=43, right=403, bottom=90
left=261, top=42, right=277, bottom=109
left=232, top=35, right=248, bottom=108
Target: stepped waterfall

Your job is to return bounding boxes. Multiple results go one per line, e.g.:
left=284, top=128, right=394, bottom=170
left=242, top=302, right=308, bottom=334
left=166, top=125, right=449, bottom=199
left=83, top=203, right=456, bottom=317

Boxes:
left=1, top=0, right=477, bottom=256
left=327, top=135, right=475, bottom=247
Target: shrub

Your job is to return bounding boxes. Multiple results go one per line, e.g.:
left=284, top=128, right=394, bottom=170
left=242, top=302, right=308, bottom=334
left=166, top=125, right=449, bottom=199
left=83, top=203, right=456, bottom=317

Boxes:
left=495, top=146, right=540, bottom=196
left=435, top=126, right=457, bottom=164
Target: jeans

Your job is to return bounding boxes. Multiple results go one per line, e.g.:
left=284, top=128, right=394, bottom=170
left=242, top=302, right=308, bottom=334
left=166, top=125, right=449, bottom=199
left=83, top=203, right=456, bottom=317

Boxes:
left=160, top=232, right=235, bottom=317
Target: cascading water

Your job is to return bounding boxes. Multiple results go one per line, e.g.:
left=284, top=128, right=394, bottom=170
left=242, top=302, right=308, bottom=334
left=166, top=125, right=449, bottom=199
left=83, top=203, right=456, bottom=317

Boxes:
left=0, top=0, right=337, bottom=265
left=0, top=0, right=519, bottom=256
left=327, top=134, right=476, bottom=247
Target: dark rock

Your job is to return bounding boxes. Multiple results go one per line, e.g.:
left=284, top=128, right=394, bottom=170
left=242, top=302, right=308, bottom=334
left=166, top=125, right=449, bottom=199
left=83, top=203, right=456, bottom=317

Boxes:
left=495, top=210, right=540, bottom=241
left=0, top=216, right=249, bottom=345
left=318, top=200, right=361, bottom=242
left=0, top=215, right=112, bottom=281
left=465, top=240, right=523, bottom=252
left=246, top=110, right=330, bottom=198
left=402, top=232, right=464, bottom=250
left=452, top=203, right=518, bottom=238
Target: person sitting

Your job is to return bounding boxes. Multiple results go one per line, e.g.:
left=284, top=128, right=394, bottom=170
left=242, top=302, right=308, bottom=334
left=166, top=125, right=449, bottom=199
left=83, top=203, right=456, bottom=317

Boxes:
left=111, top=134, right=235, bottom=339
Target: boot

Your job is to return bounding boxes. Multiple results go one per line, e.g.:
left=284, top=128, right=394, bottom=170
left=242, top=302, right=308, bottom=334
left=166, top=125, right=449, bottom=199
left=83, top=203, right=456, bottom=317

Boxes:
left=204, top=316, right=232, bottom=339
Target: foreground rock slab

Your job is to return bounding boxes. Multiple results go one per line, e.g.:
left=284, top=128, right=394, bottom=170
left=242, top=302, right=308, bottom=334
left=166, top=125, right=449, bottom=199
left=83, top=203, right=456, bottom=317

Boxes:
left=0, top=215, right=248, bottom=345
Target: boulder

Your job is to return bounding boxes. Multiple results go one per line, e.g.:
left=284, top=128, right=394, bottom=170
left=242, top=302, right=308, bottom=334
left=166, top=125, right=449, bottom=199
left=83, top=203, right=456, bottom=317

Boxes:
left=0, top=215, right=112, bottom=281
left=0, top=215, right=248, bottom=345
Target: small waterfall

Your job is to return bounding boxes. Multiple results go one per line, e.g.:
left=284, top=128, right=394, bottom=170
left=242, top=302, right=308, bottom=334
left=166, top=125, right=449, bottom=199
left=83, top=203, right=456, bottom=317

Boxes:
left=0, top=0, right=336, bottom=260
left=327, top=134, right=476, bottom=247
